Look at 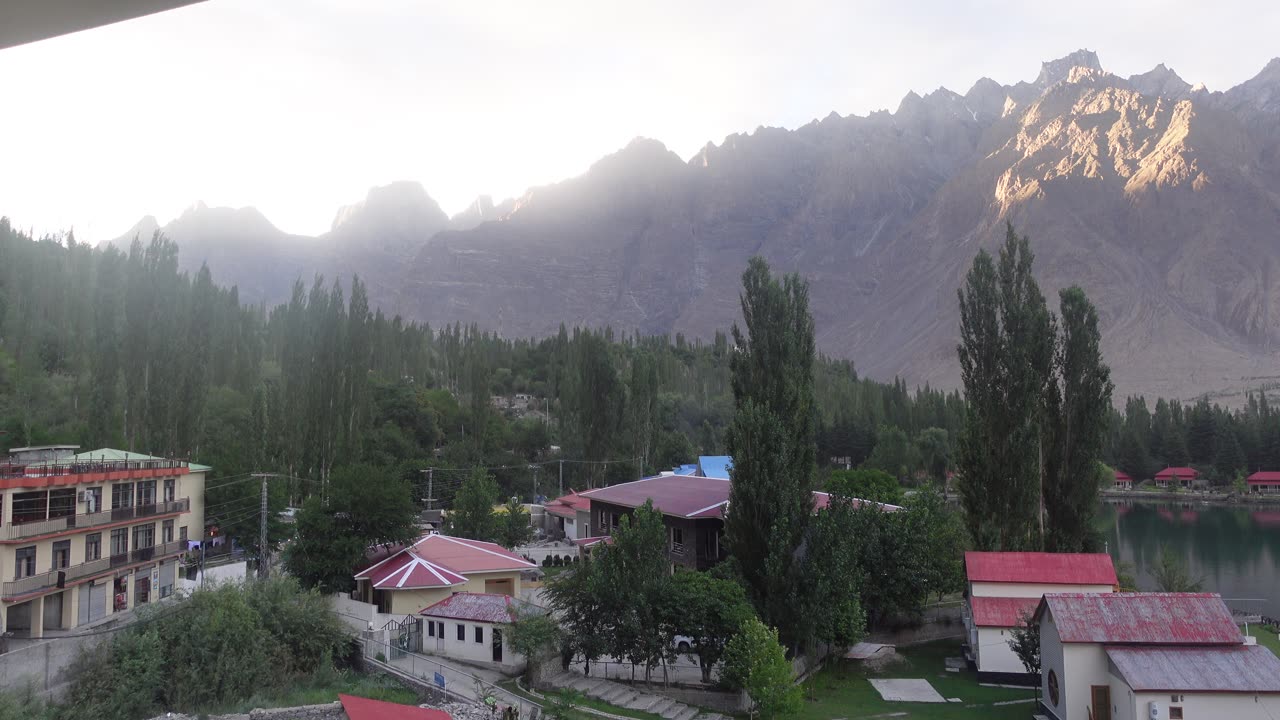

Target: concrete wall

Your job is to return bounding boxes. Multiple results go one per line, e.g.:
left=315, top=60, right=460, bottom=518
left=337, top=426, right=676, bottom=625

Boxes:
left=642, top=685, right=748, bottom=713
left=421, top=617, right=522, bottom=669
left=1040, top=607, right=1066, bottom=720
left=177, top=559, right=247, bottom=593
left=0, top=630, right=103, bottom=699
left=1040, top=608, right=1112, bottom=720
left=1126, top=690, right=1280, bottom=720
left=970, top=581, right=1115, bottom=598
left=974, top=626, right=1028, bottom=674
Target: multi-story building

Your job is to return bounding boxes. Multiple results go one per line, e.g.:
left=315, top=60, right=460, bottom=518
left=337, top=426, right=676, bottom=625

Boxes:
left=0, top=446, right=209, bottom=638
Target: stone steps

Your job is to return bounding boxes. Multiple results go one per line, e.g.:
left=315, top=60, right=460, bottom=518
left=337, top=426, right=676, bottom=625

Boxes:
left=542, top=670, right=715, bottom=720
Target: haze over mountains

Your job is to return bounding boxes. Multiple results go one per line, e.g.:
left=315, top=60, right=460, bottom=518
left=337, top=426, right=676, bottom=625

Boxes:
left=110, top=50, right=1280, bottom=404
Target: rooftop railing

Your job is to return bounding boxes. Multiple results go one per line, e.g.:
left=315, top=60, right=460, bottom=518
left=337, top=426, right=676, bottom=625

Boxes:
left=0, top=498, right=190, bottom=542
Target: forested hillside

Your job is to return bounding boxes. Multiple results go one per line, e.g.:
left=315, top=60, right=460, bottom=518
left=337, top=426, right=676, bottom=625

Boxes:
left=2, top=218, right=1275, bottom=538
left=0, top=220, right=964, bottom=502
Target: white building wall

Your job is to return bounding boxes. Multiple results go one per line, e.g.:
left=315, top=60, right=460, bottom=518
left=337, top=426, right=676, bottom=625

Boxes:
left=970, top=581, right=1115, bottom=598
left=421, top=617, right=522, bottom=669
left=1040, top=609, right=1067, bottom=720
left=975, top=627, right=1028, bottom=674
left=1131, top=691, right=1280, bottom=720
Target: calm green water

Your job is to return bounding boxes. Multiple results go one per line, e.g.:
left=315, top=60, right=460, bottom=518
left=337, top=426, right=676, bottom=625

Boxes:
left=1100, top=500, right=1280, bottom=619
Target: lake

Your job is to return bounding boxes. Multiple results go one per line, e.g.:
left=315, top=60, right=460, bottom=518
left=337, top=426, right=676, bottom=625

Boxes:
left=1100, top=499, right=1280, bottom=619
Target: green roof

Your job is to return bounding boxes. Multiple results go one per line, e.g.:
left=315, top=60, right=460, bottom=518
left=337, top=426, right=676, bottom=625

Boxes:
left=29, top=448, right=212, bottom=473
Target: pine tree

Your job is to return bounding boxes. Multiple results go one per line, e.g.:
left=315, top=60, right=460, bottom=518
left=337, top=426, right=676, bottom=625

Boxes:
left=725, top=256, right=817, bottom=651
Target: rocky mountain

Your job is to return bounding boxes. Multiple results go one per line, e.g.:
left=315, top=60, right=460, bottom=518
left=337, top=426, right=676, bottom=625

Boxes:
left=111, top=51, right=1280, bottom=403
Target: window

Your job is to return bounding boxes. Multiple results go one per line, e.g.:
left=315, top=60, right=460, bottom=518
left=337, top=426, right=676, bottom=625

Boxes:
left=48, top=489, right=76, bottom=519
left=110, top=528, right=129, bottom=557
left=475, top=626, right=484, bottom=644
left=179, top=525, right=188, bottom=542
left=132, top=523, right=156, bottom=550
left=112, top=483, right=134, bottom=510
left=15, top=546, right=36, bottom=579
left=162, top=519, right=174, bottom=544
left=1169, top=708, right=1183, bottom=720
left=85, top=533, right=102, bottom=562
left=163, top=478, right=176, bottom=503
left=83, top=487, right=102, bottom=514
left=610, top=512, right=620, bottom=531
left=457, top=624, right=465, bottom=641
left=428, top=622, right=436, bottom=638
left=136, top=480, right=157, bottom=508
left=12, top=491, right=47, bottom=523
left=671, top=527, right=684, bottom=547
left=52, top=540, right=71, bottom=570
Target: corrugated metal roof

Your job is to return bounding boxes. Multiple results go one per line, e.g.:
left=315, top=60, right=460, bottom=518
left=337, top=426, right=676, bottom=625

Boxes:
left=1107, top=645, right=1280, bottom=693
left=544, top=489, right=590, bottom=519
left=970, top=596, right=1041, bottom=628
left=1247, top=471, right=1280, bottom=483
left=582, top=474, right=730, bottom=518
left=418, top=592, right=545, bottom=623
left=965, top=552, right=1118, bottom=586
left=697, top=456, right=733, bottom=479
left=1155, top=466, right=1198, bottom=479
left=1041, top=593, right=1242, bottom=645
left=1114, top=470, right=1132, bottom=481
left=354, top=532, right=536, bottom=589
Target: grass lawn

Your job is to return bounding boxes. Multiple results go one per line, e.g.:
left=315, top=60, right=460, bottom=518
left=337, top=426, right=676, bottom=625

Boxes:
left=1246, top=625, right=1280, bottom=657
left=798, top=640, right=1037, bottom=720
left=193, top=669, right=419, bottom=715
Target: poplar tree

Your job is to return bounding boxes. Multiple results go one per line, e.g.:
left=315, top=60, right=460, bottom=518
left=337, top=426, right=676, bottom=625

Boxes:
left=724, top=257, right=817, bottom=651
left=956, top=224, right=1052, bottom=551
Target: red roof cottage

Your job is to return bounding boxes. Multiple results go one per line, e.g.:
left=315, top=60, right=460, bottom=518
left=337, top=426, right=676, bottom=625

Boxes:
left=1247, top=471, right=1280, bottom=494
left=419, top=592, right=547, bottom=669
left=543, top=489, right=592, bottom=539
left=963, top=552, right=1117, bottom=679
left=1154, top=466, right=1200, bottom=489
left=1035, top=592, right=1280, bottom=720
left=1111, top=470, right=1133, bottom=490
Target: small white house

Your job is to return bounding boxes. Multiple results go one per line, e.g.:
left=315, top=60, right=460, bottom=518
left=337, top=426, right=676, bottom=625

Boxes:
left=963, top=551, right=1117, bottom=679
left=419, top=592, right=546, bottom=670
left=1036, top=592, right=1280, bottom=720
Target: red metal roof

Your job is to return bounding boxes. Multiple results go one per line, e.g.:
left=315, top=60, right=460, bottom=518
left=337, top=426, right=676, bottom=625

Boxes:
left=582, top=474, right=898, bottom=519
left=965, top=552, right=1118, bottom=586
left=354, top=533, right=535, bottom=589
left=1113, top=470, right=1132, bottom=482
left=1039, top=593, right=1242, bottom=645
left=1247, top=471, right=1280, bottom=484
left=340, top=694, right=452, bottom=720
left=545, top=489, right=591, bottom=519
left=1155, top=466, right=1198, bottom=480
left=1106, top=645, right=1280, bottom=693
left=969, top=596, right=1041, bottom=627
left=419, top=592, right=545, bottom=623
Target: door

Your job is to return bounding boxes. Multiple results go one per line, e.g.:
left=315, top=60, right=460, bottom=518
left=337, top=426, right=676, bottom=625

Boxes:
left=1091, top=685, right=1111, bottom=720
left=436, top=621, right=444, bottom=651
left=492, top=628, right=504, bottom=663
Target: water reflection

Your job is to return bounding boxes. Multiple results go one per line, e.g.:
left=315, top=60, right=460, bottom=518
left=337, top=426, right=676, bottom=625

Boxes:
left=1099, top=500, right=1280, bottom=617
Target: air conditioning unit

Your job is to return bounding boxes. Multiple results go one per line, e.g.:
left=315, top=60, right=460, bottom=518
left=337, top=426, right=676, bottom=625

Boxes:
left=1149, top=701, right=1161, bottom=719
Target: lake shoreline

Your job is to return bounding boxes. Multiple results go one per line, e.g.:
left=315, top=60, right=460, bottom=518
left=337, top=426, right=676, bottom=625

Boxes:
left=1101, top=489, right=1280, bottom=506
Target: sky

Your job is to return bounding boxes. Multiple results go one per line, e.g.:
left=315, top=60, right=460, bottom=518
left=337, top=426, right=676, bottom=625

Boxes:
left=1, top=0, right=1277, bottom=242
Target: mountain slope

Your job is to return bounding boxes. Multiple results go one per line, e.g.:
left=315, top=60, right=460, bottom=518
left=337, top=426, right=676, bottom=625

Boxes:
left=112, top=51, right=1280, bottom=402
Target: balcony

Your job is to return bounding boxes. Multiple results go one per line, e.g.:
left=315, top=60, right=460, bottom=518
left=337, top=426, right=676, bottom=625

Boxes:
left=3, top=539, right=188, bottom=600
left=0, top=498, right=190, bottom=542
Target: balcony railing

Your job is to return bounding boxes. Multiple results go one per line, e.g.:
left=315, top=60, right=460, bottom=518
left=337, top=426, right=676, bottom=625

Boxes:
left=3, top=539, right=187, bottom=599
left=0, top=458, right=188, bottom=481
left=0, top=498, right=190, bottom=542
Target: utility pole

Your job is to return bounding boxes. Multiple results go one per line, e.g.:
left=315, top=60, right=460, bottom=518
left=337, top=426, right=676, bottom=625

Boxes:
left=421, top=468, right=436, bottom=510
left=251, top=473, right=278, bottom=580
left=558, top=459, right=564, bottom=496
left=531, top=465, right=539, bottom=500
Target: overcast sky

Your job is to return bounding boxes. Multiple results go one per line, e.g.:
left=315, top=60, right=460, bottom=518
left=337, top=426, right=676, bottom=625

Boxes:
left=2, top=0, right=1277, bottom=242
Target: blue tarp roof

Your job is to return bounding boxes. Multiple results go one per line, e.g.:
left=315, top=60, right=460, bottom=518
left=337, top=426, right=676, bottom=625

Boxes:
left=673, top=464, right=698, bottom=475
left=698, top=456, right=733, bottom=479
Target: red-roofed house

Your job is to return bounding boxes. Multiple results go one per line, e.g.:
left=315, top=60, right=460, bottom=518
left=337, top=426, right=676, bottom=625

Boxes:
left=963, top=552, right=1117, bottom=679
left=1112, top=470, right=1133, bottom=490
left=581, top=473, right=899, bottom=570
left=419, top=592, right=547, bottom=668
left=1155, top=466, right=1201, bottom=489
left=543, top=489, right=592, bottom=539
left=1247, top=471, right=1280, bottom=494
left=351, top=532, right=537, bottom=617
left=340, top=693, right=452, bottom=720
left=1034, top=592, right=1280, bottom=720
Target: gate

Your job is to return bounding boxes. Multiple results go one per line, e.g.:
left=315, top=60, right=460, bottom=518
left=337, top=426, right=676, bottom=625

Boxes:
left=384, top=615, right=422, bottom=660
